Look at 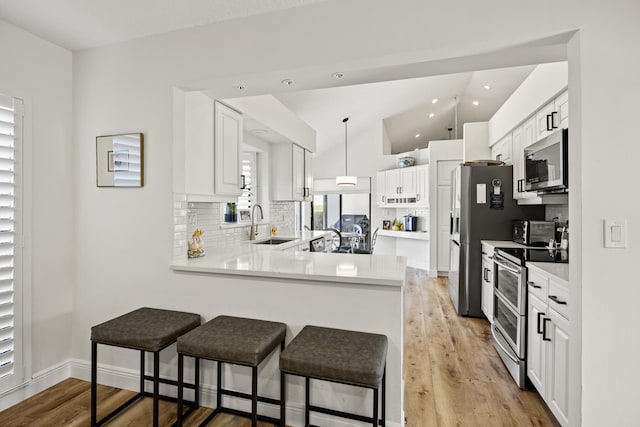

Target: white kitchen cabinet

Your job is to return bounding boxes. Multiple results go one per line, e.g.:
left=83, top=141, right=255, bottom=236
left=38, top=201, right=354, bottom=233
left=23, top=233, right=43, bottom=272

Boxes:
left=547, top=307, right=570, bottom=426
left=535, top=90, right=568, bottom=142
left=522, top=116, right=537, bottom=149
left=512, top=126, right=540, bottom=203
left=214, top=102, right=243, bottom=196
left=480, top=244, right=494, bottom=322
left=527, top=292, right=548, bottom=397
left=526, top=265, right=570, bottom=426
left=376, top=171, right=387, bottom=206
left=272, top=143, right=313, bottom=201
left=184, top=94, right=242, bottom=201
left=555, top=90, right=569, bottom=129
left=436, top=186, right=451, bottom=272
left=416, top=165, right=429, bottom=206
left=377, top=166, right=425, bottom=207
left=491, top=134, right=512, bottom=164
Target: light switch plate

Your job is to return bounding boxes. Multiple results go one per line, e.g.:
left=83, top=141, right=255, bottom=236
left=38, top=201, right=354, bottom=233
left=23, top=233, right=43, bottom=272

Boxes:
left=477, top=184, right=486, bottom=204
left=604, top=218, right=627, bottom=248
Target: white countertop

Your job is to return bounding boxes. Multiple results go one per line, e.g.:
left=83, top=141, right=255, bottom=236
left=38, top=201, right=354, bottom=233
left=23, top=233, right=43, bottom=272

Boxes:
left=481, top=240, right=527, bottom=249
left=378, top=230, right=429, bottom=240
left=171, top=230, right=406, bottom=287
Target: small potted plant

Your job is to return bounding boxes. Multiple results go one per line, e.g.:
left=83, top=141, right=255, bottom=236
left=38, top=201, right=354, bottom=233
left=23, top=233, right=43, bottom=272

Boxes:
left=224, top=202, right=237, bottom=223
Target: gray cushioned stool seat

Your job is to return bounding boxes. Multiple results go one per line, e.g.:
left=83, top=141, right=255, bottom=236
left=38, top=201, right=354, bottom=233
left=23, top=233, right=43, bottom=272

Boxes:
left=91, top=307, right=201, bottom=351
left=280, top=325, right=388, bottom=388
left=177, top=315, right=286, bottom=366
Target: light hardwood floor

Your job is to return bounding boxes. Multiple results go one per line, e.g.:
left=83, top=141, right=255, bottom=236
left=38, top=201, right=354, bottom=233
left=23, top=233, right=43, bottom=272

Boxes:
left=0, top=271, right=557, bottom=426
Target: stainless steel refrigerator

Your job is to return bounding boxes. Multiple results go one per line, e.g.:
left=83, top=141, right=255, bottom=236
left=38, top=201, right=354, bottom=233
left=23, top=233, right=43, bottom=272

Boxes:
left=448, top=164, right=544, bottom=317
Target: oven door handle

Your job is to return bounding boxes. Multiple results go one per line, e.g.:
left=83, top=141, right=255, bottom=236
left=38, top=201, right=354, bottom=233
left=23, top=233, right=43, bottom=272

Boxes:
left=491, top=326, right=519, bottom=364
left=492, top=255, right=521, bottom=274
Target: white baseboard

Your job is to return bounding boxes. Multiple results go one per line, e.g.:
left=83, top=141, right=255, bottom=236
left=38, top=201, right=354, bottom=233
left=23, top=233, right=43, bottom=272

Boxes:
left=429, top=268, right=439, bottom=277
left=1, top=359, right=402, bottom=427
left=0, top=360, right=71, bottom=411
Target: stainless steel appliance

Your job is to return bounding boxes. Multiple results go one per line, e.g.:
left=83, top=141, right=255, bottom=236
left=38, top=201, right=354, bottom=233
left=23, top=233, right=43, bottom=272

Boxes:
left=492, top=249, right=528, bottom=388
left=491, top=246, right=568, bottom=388
left=512, top=220, right=556, bottom=247
left=404, top=215, right=418, bottom=232
left=448, top=164, right=544, bottom=317
left=524, top=129, right=568, bottom=193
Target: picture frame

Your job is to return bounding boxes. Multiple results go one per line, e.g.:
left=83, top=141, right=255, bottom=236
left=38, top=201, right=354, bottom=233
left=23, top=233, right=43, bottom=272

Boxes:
left=382, top=220, right=391, bottom=230
left=239, top=209, right=252, bottom=223
left=96, top=133, right=144, bottom=187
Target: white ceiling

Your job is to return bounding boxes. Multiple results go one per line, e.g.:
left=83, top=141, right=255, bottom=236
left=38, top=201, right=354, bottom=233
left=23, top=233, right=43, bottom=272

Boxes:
left=0, top=0, right=328, bottom=51
left=0, top=1, right=549, bottom=154
left=269, top=65, right=534, bottom=154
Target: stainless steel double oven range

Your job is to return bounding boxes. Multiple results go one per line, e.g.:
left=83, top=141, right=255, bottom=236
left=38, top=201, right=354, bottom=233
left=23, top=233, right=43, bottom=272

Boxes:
left=491, top=247, right=568, bottom=388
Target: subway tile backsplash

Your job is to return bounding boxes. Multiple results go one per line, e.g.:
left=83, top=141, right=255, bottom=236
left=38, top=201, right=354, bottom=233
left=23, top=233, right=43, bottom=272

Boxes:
left=173, top=194, right=297, bottom=259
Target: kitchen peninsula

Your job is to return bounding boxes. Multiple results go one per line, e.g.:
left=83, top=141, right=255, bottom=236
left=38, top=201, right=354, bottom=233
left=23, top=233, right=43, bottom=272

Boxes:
left=170, top=231, right=406, bottom=427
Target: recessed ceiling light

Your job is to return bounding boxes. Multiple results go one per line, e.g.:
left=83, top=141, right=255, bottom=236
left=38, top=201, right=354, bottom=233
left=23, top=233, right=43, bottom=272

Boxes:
left=431, top=98, right=438, bottom=104
left=252, top=129, right=268, bottom=135
left=484, top=85, right=491, bottom=90
left=233, top=84, right=246, bottom=90
left=415, top=133, right=421, bottom=138
left=281, top=79, right=294, bottom=86
left=429, top=113, right=435, bottom=118
left=473, top=100, right=479, bottom=106
left=332, top=72, right=345, bottom=79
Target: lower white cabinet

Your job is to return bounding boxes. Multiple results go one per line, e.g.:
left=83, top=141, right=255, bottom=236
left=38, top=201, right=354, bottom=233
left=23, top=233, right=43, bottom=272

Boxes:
left=526, top=266, right=570, bottom=426
left=480, top=243, right=494, bottom=322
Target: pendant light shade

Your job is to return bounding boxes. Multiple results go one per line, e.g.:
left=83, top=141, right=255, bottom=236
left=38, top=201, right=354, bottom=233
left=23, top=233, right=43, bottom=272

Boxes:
left=336, top=117, right=357, bottom=186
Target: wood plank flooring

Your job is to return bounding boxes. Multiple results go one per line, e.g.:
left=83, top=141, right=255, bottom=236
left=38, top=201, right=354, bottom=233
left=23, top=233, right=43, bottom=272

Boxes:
left=0, top=271, right=557, bottom=426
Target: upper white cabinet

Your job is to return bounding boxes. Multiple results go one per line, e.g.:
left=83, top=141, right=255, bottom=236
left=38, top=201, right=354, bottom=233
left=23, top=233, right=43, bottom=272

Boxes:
left=272, top=142, right=313, bottom=201
left=377, top=165, right=428, bottom=207
left=491, top=134, right=512, bottom=164
left=512, top=126, right=541, bottom=202
left=184, top=93, right=242, bottom=201
left=522, top=116, right=537, bottom=148
left=214, top=102, right=243, bottom=196
left=534, top=90, right=569, bottom=143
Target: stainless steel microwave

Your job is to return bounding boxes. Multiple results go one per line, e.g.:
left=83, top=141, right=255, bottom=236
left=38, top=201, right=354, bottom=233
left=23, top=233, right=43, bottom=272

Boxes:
left=524, top=129, right=568, bottom=193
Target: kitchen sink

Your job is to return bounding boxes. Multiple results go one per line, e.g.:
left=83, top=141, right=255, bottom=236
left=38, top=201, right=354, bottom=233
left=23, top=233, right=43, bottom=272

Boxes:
left=253, top=238, right=295, bottom=245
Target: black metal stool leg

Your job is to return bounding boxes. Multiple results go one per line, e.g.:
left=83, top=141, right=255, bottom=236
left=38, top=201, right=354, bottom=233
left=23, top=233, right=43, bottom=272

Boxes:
left=382, top=365, right=386, bottom=427
left=140, top=350, right=145, bottom=393
left=153, top=351, right=160, bottom=427
left=217, top=361, right=222, bottom=409
left=251, top=365, right=258, bottom=427
left=177, top=353, right=184, bottom=426
left=91, top=341, right=97, bottom=427
left=195, top=357, right=200, bottom=407
left=280, top=371, right=286, bottom=427
left=373, top=387, right=379, bottom=427
left=305, top=377, right=310, bottom=427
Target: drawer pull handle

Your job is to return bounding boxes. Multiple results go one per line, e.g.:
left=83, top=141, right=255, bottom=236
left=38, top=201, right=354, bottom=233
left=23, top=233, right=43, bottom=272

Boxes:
left=527, top=281, right=542, bottom=289
left=549, top=295, right=567, bottom=305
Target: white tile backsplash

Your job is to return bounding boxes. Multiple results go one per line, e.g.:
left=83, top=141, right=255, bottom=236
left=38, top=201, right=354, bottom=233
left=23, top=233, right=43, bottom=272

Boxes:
left=173, top=194, right=297, bottom=258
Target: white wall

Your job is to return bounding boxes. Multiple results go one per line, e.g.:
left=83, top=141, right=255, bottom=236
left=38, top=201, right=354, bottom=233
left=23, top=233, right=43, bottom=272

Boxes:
left=66, top=0, right=640, bottom=425
left=0, top=20, right=73, bottom=376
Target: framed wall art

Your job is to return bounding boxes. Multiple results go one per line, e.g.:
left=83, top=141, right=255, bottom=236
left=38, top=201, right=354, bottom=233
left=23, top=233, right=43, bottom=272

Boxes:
left=96, top=133, right=144, bottom=187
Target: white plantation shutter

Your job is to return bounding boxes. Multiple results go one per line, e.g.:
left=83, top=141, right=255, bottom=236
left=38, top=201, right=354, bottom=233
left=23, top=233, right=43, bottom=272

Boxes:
left=238, top=151, right=256, bottom=211
left=0, top=93, right=24, bottom=391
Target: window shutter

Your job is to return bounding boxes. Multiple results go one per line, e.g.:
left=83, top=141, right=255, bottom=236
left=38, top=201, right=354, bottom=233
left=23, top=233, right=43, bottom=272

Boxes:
left=238, top=152, right=256, bottom=211
left=0, top=93, right=21, bottom=385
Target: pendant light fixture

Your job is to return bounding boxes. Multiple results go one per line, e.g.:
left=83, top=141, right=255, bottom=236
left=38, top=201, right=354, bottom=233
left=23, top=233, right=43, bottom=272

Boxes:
left=336, top=117, right=357, bottom=186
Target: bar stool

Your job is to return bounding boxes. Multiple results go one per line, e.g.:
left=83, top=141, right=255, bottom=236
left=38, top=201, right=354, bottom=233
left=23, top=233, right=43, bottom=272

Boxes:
left=90, top=307, right=201, bottom=427
left=176, top=315, right=286, bottom=427
left=280, top=325, right=387, bottom=427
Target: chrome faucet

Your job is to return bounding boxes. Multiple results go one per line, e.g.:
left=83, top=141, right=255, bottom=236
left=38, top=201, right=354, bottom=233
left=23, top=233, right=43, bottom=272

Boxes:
left=249, top=204, right=264, bottom=240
